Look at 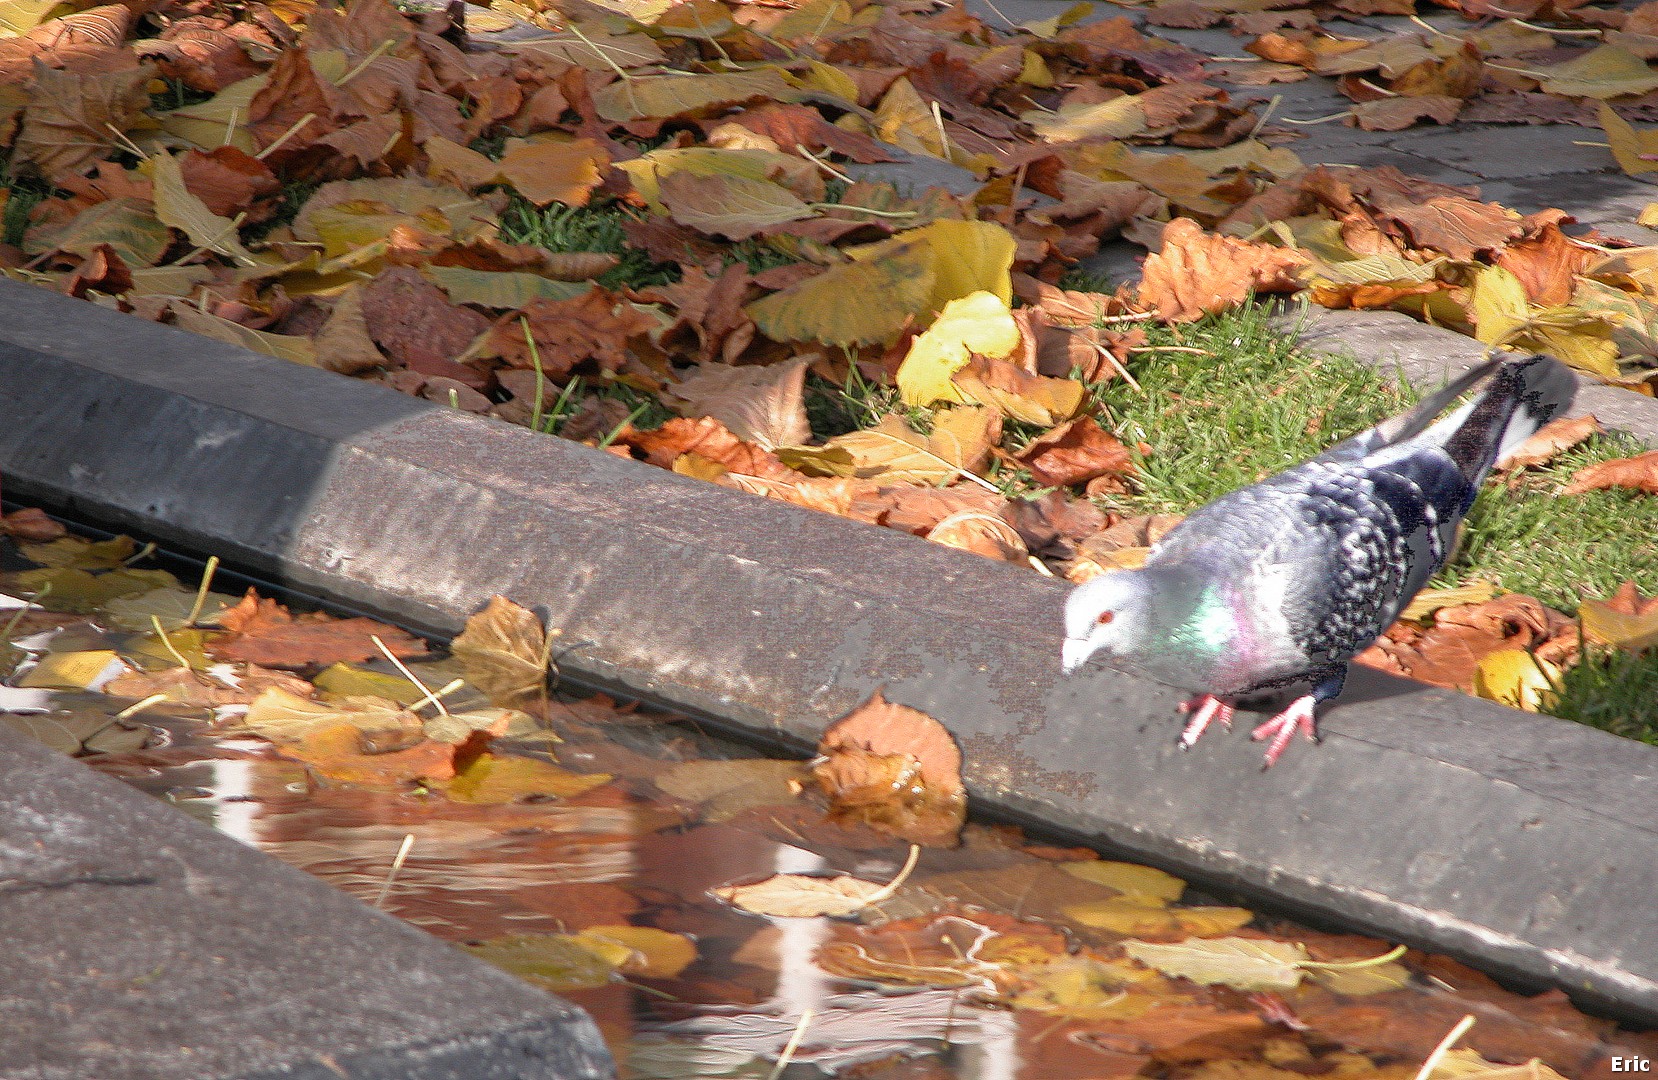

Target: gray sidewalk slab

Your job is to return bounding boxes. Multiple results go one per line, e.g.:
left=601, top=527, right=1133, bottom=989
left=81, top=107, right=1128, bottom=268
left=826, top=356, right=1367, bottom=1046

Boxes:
left=0, top=719, right=614, bottom=1080
left=2, top=280, right=1657, bottom=1026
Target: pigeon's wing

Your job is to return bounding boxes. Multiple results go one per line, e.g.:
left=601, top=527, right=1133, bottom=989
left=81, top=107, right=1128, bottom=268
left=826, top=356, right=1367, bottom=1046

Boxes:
left=1311, top=359, right=1500, bottom=466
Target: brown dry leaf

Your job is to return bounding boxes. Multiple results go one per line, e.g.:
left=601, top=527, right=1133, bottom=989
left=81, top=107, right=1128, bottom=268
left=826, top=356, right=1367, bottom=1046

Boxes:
left=313, top=286, right=386, bottom=375
left=621, top=416, right=800, bottom=481
left=665, top=358, right=811, bottom=450
left=451, top=595, right=548, bottom=708
left=1355, top=595, right=1576, bottom=692
left=210, top=589, right=430, bottom=670
left=1015, top=417, right=1136, bottom=489
left=13, top=62, right=155, bottom=181
left=925, top=511, right=1029, bottom=562
left=1494, top=224, right=1596, bottom=308
left=178, top=146, right=282, bottom=222
left=1578, top=581, right=1658, bottom=650
left=1349, top=95, right=1461, bottom=132
left=1138, top=217, right=1307, bottom=323
left=1495, top=415, right=1601, bottom=471
left=1, top=508, right=66, bottom=543
left=814, top=689, right=965, bottom=846
left=1561, top=449, right=1658, bottom=494
left=497, top=137, right=608, bottom=207
left=951, top=356, right=1086, bottom=427
left=480, top=289, right=658, bottom=378
left=361, top=267, right=490, bottom=384
left=1385, top=197, right=1525, bottom=262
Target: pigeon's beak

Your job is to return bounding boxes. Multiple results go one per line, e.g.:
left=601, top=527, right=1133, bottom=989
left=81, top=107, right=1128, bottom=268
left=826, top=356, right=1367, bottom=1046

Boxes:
left=1062, top=637, right=1095, bottom=675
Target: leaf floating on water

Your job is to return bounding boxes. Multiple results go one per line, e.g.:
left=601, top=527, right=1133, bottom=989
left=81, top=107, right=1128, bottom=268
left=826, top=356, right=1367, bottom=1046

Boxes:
left=444, top=751, right=611, bottom=804
left=1123, top=936, right=1309, bottom=991
left=714, top=845, right=919, bottom=917
left=1062, top=859, right=1187, bottom=902
left=814, top=691, right=966, bottom=846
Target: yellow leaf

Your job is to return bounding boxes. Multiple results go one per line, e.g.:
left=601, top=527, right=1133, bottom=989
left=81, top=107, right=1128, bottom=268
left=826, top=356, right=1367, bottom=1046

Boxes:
left=157, top=72, right=266, bottom=154
left=451, top=595, right=548, bottom=707
left=1579, top=597, right=1658, bottom=650
left=797, top=59, right=860, bottom=103
left=242, top=686, right=415, bottom=741
left=423, top=135, right=506, bottom=189
left=445, top=752, right=610, bottom=803
left=1008, top=956, right=1155, bottom=1019
left=824, top=414, right=976, bottom=484
left=1429, top=1048, right=1570, bottom=1080
left=772, top=0, right=853, bottom=41
left=1534, top=46, right=1658, bottom=100
left=169, top=304, right=318, bottom=367
left=1470, top=264, right=1532, bottom=347
left=20, top=535, right=136, bottom=569
left=1019, top=48, right=1055, bottom=87
left=465, top=933, right=625, bottom=991
left=873, top=77, right=938, bottom=156
left=1598, top=103, right=1658, bottom=177
left=886, top=218, right=1018, bottom=313
left=951, top=360, right=1085, bottom=426
left=312, top=662, right=425, bottom=704
left=1400, top=581, right=1498, bottom=622
left=1062, top=859, right=1187, bottom=901
left=927, top=404, right=999, bottom=476
left=618, top=146, right=820, bottom=210
left=18, top=650, right=127, bottom=690
left=896, top=291, right=1020, bottom=407
left=571, top=926, right=697, bottom=978
left=16, top=567, right=176, bottom=613
left=713, top=871, right=888, bottom=917
left=1471, top=649, right=1560, bottom=712
left=1641, top=203, right=1658, bottom=228
left=1063, top=897, right=1254, bottom=936
left=1123, top=936, right=1308, bottom=991
left=146, top=152, right=256, bottom=265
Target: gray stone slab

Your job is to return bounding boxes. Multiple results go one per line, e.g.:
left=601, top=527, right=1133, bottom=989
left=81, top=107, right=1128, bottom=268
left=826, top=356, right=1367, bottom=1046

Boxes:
left=0, top=723, right=614, bottom=1080
left=1291, top=307, right=1658, bottom=448
left=1479, top=168, right=1658, bottom=227
left=1, top=281, right=1657, bottom=1026
left=1388, top=123, right=1617, bottom=180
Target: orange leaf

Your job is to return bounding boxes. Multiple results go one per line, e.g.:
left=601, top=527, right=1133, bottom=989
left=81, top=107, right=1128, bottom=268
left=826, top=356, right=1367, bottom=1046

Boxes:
left=1495, top=415, right=1601, bottom=471
left=497, top=138, right=609, bottom=208
left=813, top=689, right=965, bottom=846
left=1138, top=218, right=1307, bottom=323
left=276, top=721, right=456, bottom=788
left=1561, top=450, right=1658, bottom=495
left=1015, top=416, right=1136, bottom=488
left=210, top=590, right=430, bottom=670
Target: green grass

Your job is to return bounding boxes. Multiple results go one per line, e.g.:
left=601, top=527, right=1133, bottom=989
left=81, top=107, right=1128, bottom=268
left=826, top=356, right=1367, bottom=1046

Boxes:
left=499, top=197, right=678, bottom=290
left=1550, top=647, right=1658, bottom=742
left=1, top=174, right=48, bottom=248
left=804, top=367, right=931, bottom=439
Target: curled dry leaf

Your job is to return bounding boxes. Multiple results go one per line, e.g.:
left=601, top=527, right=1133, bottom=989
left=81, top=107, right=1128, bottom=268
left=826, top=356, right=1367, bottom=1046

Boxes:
left=1138, top=217, right=1308, bottom=323
left=618, top=415, right=800, bottom=480
left=450, top=595, right=548, bottom=707
left=814, top=690, right=965, bottom=846
left=925, top=511, right=1029, bottom=563
left=1015, top=417, right=1136, bottom=489
left=1561, top=449, right=1658, bottom=495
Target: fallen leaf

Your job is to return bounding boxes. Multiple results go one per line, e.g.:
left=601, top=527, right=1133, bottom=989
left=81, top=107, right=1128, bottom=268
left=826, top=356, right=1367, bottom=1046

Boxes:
left=480, top=288, right=658, bottom=378
left=619, top=415, right=799, bottom=480
left=591, top=68, right=794, bottom=123
left=13, top=62, right=154, bottom=181
left=16, top=567, right=176, bottom=613
left=465, top=933, right=625, bottom=991
left=1064, top=897, right=1256, bottom=938
left=1399, top=581, right=1499, bottom=623
left=1015, top=417, right=1135, bottom=488
left=361, top=266, right=491, bottom=384
left=1533, top=46, right=1658, bottom=100
left=896, top=291, right=1022, bottom=408
left=659, top=170, right=814, bottom=241
left=1562, top=450, right=1658, bottom=494
left=1138, top=217, right=1307, bottom=323
left=814, top=689, right=965, bottom=846
left=569, top=925, right=697, bottom=979
left=211, top=589, right=430, bottom=670
left=1124, top=936, right=1308, bottom=991
left=1471, top=649, right=1560, bottom=712
left=825, top=412, right=994, bottom=485
left=450, top=595, right=548, bottom=707
left=654, top=758, right=806, bottom=821
left=1579, top=581, right=1658, bottom=650
left=666, top=358, right=811, bottom=450
left=147, top=151, right=256, bottom=265
left=747, top=237, right=935, bottom=347
left=951, top=356, right=1086, bottom=427
left=497, top=137, right=608, bottom=207
left=713, top=871, right=893, bottom=918
left=1062, top=859, right=1187, bottom=901
left=445, top=751, right=612, bottom=803
left=1349, top=95, right=1461, bottom=132
left=926, top=511, right=1028, bottom=562
left=274, top=721, right=456, bottom=788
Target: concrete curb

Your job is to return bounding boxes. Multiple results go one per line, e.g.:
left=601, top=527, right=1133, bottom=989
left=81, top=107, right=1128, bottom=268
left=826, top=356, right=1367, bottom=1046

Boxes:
left=1, top=280, right=1657, bottom=1026
left=0, top=719, right=614, bottom=1080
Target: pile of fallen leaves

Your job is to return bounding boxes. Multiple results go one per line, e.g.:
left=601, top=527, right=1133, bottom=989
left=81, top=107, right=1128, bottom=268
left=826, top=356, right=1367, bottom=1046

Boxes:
left=4, top=0, right=1658, bottom=713
left=3, top=524, right=1653, bottom=1076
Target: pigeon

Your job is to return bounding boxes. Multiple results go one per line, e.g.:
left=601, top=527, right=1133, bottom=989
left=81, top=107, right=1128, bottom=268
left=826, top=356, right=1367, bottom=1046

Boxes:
left=1061, top=353, right=1576, bottom=767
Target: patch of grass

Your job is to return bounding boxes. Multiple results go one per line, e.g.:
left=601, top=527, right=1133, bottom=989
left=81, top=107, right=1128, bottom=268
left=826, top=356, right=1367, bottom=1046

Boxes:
left=726, top=237, right=797, bottom=275
left=804, top=367, right=931, bottom=439
left=1088, top=303, right=1413, bottom=516
left=595, top=379, right=675, bottom=432
left=1549, top=646, right=1658, bottom=742
left=0, top=169, right=51, bottom=248
left=499, top=197, right=678, bottom=289
left=1450, top=433, right=1658, bottom=610
left=1057, top=265, right=1116, bottom=294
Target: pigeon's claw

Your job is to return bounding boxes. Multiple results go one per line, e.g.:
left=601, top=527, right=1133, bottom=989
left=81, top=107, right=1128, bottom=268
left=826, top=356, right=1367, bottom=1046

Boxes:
left=1177, top=694, right=1234, bottom=749
left=1250, top=695, right=1319, bottom=768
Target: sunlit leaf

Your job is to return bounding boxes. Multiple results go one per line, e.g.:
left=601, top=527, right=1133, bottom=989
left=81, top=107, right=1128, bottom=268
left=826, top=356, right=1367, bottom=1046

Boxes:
left=445, top=751, right=611, bottom=803
left=450, top=595, right=548, bottom=708
left=712, top=871, right=889, bottom=917
left=1533, top=46, right=1658, bottom=100
left=896, top=291, right=1020, bottom=408
left=146, top=151, right=256, bottom=265
left=1123, top=936, right=1308, bottom=991
left=592, top=69, right=794, bottom=123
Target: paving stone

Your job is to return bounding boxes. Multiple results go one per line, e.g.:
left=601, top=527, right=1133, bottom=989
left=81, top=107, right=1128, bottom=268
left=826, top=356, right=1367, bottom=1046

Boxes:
left=1388, top=123, right=1619, bottom=180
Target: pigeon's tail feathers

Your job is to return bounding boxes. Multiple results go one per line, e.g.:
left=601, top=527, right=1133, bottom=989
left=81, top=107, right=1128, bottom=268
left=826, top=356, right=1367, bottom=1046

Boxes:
left=1315, top=358, right=1501, bottom=464
left=1435, top=354, right=1576, bottom=483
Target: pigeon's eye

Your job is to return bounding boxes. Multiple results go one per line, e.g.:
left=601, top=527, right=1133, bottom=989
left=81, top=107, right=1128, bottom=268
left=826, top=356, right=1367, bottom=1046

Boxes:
left=1096, top=610, right=1115, bottom=626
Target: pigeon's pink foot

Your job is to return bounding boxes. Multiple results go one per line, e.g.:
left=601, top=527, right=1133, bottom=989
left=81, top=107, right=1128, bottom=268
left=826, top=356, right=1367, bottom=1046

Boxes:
left=1250, top=694, right=1319, bottom=768
left=1177, top=694, right=1234, bottom=749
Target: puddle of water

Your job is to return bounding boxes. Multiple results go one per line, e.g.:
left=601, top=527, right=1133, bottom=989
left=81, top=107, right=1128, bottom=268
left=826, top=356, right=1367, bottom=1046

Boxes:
left=79, top=704, right=1658, bottom=1080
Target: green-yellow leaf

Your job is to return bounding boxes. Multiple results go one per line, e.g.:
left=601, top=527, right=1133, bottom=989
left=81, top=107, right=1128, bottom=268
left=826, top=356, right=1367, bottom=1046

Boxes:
left=659, top=170, right=814, bottom=240
left=1470, top=264, right=1530, bottom=347
left=1123, top=936, right=1308, bottom=991
left=748, top=241, right=935, bottom=346
left=1534, top=46, right=1658, bottom=100
left=146, top=152, right=255, bottom=265
left=156, top=72, right=266, bottom=154
left=22, top=196, right=169, bottom=268
left=1598, top=102, right=1658, bottom=176
left=1022, top=94, right=1147, bottom=144
left=445, top=752, right=610, bottom=803
left=592, top=69, right=795, bottom=123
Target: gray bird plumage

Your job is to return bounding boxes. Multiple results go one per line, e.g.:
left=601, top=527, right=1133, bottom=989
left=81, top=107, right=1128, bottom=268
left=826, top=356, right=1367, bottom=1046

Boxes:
left=1062, top=354, right=1576, bottom=766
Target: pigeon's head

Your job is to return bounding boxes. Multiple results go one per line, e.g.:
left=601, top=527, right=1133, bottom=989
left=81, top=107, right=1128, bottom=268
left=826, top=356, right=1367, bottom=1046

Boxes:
left=1062, top=570, right=1150, bottom=674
